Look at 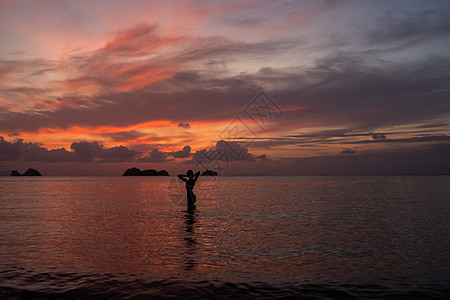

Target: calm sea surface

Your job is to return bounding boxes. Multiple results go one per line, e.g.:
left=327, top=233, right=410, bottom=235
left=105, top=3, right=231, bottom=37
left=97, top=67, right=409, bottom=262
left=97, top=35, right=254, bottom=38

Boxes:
left=0, top=176, right=449, bottom=299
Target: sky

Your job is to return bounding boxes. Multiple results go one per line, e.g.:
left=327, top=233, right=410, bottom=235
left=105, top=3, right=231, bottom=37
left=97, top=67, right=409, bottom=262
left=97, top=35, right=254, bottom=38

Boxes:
left=1, top=0, right=450, bottom=176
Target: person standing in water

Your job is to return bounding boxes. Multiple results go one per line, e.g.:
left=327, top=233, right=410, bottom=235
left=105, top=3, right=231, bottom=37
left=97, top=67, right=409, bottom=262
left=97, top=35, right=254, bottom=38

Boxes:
left=177, top=170, right=200, bottom=209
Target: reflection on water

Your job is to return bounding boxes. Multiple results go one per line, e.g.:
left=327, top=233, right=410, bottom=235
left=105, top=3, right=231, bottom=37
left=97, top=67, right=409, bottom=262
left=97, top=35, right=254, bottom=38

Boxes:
left=183, top=211, right=197, bottom=271
left=0, top=176, right=449, bottom=287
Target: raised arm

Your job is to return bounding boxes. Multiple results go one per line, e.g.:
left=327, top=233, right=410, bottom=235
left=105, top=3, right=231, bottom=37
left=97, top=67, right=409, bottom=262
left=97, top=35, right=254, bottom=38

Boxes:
left=177, top=174, right=188, bottom=182
left=190, top=171, right=200, bottom=183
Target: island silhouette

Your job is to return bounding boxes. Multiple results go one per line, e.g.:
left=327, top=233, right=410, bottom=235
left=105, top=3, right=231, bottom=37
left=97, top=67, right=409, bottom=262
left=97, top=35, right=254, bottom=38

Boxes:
left=123, top=167, right=169, bottom=176
left=201, top=169, right=218, bottom=176
left=11, top=168, right=42, bottom=176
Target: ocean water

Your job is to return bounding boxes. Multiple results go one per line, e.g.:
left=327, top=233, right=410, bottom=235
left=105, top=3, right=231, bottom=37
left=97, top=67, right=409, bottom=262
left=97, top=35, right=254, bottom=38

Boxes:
left=0, top=176, right=449, bottom=299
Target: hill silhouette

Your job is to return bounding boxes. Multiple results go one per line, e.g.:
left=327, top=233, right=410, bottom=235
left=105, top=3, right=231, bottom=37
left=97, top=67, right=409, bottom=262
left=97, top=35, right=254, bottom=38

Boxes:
left=201, top=170, right=218, bottom=176
left=123, top=167, right=169, bottom=176
left=11, top=168, right=42, bottom=176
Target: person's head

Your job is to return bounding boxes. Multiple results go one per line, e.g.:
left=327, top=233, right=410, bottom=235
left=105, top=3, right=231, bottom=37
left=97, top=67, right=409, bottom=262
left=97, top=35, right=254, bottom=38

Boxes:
left=187, top=170, right=193, bottom=177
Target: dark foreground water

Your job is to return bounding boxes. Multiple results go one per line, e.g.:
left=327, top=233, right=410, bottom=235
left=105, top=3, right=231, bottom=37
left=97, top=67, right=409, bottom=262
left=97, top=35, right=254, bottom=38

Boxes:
left=0, top=176, right=449, bottom=299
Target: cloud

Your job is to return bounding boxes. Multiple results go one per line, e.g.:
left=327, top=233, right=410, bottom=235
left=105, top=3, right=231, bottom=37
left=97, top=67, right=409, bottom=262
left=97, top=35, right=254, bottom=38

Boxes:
left=341, top=149, right=355, bottom=154
left=1, top=5, right=450, bottom=139
left=0, top=136, right=73, bottom=162
left=192, top=140, right=266, bottom=164
left=99, top=145, right=140, bottom=162
left=215, top=140, right=255, bottom=161
left=0, top=136, right=24, bottom=161
left=372, top=134, right=386, bottom=140
left=100, top=23, right=162, bottom=55
left=104, top=130, right=147, bottom=142
left=70, top=141, right=141, bottom=162
left=177, top=122, right=190, bottom=128
left=0, top=136, right=198, bottom=163
left=232, top=130, right=450, bottom=155
left=4, top=50, right=450, bottom=138
left=0, top=136, right=140, bottom=163
left=366, top=8, right=450, bottom=48
left=348, top=135, right=450, bottom=144
left=171, top=145, right=191, bottom=158
left=255, top=154, right=268, bottom=161
left=136, top=148, right=172, bottom=163
left=70, top=141, right=103, bottom=162
left=289, top=143, right=450, bottom=175
left=22, top=145, right=74, bottom=162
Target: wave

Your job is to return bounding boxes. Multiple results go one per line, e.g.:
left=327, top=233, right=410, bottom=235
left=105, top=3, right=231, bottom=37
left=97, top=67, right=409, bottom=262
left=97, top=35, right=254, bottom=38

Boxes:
left=1, top=269, right=449, bottom=299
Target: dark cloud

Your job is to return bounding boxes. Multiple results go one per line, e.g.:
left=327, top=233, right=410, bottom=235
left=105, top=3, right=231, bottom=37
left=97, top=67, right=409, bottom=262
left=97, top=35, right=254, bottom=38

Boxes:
left=0, top=137, right=140, bottom=163
left=70, top=141, right=141, bottom=162
left=349, top=135, right=450, bottom=144
left=366, top=8, right=450, bottom=47
left=372, top=134, right=386, bottom=140
left=192, top=140, right=265, bottom=164
left=0, top=87, right=255, bottom=133
left=288, top=130, right=389, bottom=140
left=171, top=145, right=191, bottom=158
left=70, top=141, right=104, bottom=162
left=289, top=143, right=450, bottom=175
left=99, top=146, right=140, bottom=162
left=234, top=131, right=450, bottom=150
left=193, top=140, right=252, bottom=163
left=104, top=131, right=147, bottom=142
left=177, top=122, right=190, bottom=129
left=0, top=136, right=73, bottom=162
left=262, top=53, right=450, bottom=134
left=215, top=140, right=255, bottom=161
left=255, top=154, right=268, bottom=161
left=1, top=136, right=212, bottom=164
left=0, top=136, right=23, bottom=161
left=341, top=149, right=355, bottom=154
left=21, top=145, right=74, bottom=162
left=417, top=122, right=449, bottom=129
left=136, top=148, right=172, bottom=163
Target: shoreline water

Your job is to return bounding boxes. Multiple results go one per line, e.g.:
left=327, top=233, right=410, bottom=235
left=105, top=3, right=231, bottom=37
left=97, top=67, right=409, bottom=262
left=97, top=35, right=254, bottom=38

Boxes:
left=2, top=269, right=449, bottom=299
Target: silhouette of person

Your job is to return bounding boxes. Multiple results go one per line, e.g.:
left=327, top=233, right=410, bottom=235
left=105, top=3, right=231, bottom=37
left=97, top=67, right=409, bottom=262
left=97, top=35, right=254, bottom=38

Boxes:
left=177, top=170, right=200, bottom=209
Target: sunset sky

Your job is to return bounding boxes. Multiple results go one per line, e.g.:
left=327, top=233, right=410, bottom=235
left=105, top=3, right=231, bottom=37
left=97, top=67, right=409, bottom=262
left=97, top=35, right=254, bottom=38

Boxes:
left=1, top=0, right=450, bottom=175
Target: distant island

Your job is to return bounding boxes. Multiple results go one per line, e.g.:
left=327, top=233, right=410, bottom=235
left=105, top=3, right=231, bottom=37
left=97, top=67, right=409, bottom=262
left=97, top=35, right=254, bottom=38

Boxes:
left=11, top=168, right=42, bottom=176
left=201, top=169, right=218, bottom=176
left=123, top=167, right=169, bottom=176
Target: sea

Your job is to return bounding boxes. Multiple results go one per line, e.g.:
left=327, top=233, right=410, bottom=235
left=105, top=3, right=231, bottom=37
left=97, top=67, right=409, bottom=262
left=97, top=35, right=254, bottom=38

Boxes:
left=0, top=176, right=449, bottom=299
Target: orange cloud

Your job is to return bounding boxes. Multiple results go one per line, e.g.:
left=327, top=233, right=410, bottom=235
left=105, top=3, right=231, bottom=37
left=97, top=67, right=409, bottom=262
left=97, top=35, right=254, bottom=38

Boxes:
left=100, top=24, right=182, bottom=56
left=8, top=119, right=235, bottom=152
left=64, top=78, right=100, bottom=95
left=117, top=67, right=174, bottom=92
left=52, top=24, right=189, bottom=97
